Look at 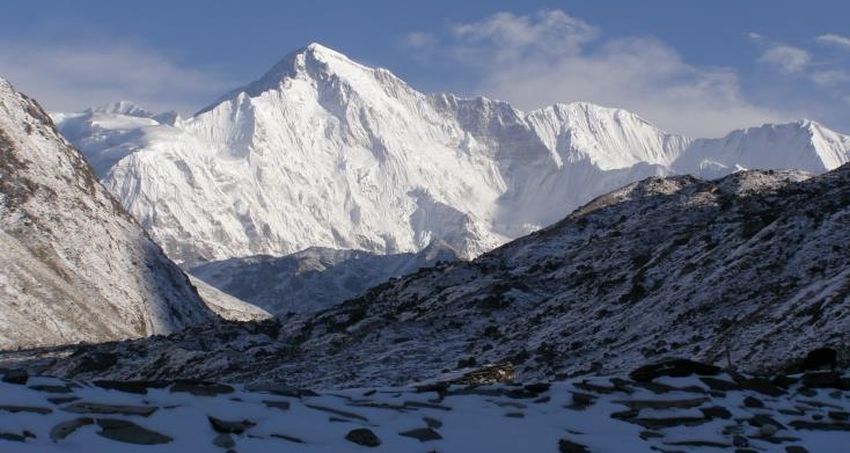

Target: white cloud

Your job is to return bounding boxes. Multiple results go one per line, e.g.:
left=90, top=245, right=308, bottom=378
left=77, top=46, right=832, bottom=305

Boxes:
left=817, top=33, right=850, bottom=50
left=758, top=45, right=811, bottom=73
left=0, top=40, right=236, bottom=114
left=413, top=10, right=784, bottom=137
left=405, top=32, right=436, bottom=50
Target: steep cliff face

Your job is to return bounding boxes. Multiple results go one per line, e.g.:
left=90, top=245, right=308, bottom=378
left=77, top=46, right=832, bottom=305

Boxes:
left=0, top=78, right=214, bottom=349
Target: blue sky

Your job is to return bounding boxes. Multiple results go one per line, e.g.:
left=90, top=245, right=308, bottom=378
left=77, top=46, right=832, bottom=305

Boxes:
left=0, top=0, right=847, bottom=136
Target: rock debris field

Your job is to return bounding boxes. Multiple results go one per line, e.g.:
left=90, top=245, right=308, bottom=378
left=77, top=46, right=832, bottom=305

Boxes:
left=0, top=361, right=848, bottom=452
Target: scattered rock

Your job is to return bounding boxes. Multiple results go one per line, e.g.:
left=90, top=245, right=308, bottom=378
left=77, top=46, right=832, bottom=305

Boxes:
left=423, top=416, right=443, bottom=429
left=47, top=397, right=79, bottom=405
left=0, top=404, right=52, bottom=414
left=789, top=420, right=850, bottom=431
left=1, top=370, right=28, bottom=385
left=95, top=418, right=172, bottom=445
left=786, top=446, right=810, bottom=453
left=629, top=359, right=720, bottom=382
left=569, top=391, right=596, bottom=409
left=171, top=380, right=234, bottom=397
left=399, top=427, right=442, bottom=442
left=29, top=384, right=74, bottom=394
left=801, top=347, right=837, bottom=372
left=93, top=380, right=170, bottom=394
left=305, top=403, right=369, bottom=421
left=700, top=406, right=732, bottom=419
left=50, top=417, right=94, bottom=441
left=731, top=374, right=785, bottom=397
left=263, top=400, right=291, bottom=411
left=64, top=402, right=157, bottom=417
left=743, top=396, right=764, bottom=408
left=208, top=416, right=256, bottom=434
left=615, top=397, right=709, bottom=410
left=829, top=410, right=850, bottom=421
left=213, top=433, right=236, bottom=448
left=700, top=377, right=741, bottom=391
left=345, top=428, right=381, bottom=447
left=245, top=384, right=317, bottom=398
left=733, top=435, right=748, bottom=447
left=0, top=432, right=27, bottom=442
left=270, top=433, right=305, bottom=443
left=558, top=438, right=589, bottom=453
left=802, top=371, right=848, bottom=389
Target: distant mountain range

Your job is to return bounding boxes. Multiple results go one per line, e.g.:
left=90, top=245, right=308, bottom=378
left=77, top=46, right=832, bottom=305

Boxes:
left=53, top=43, right=850, bottom=265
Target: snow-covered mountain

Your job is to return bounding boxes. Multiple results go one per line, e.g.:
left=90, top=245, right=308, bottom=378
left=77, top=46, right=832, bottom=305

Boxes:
left=0, top=78, right=216, bottom=349
left=54, top=43, right=850, bottom=264
left=189, top=240, right=458, bottom=314
left=36, top=165, right=850, bottom=387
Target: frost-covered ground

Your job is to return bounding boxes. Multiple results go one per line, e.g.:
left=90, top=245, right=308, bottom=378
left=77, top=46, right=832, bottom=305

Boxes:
left=0, top=364, right=847, bottom=452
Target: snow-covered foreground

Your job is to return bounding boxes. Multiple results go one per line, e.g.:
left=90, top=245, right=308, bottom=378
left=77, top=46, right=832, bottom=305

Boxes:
left=0, top=365, right=848, bottom=452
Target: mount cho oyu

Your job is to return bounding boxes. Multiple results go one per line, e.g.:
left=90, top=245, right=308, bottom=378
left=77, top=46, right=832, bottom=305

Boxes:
left=54, top=43, right=850, bottom=264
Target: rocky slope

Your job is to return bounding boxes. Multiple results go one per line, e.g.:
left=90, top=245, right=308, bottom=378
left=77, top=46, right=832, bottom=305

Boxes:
left=54, top=43, right=850, bottom=264
left=189, top=240, right=457, bottom=314
left=0, top=78, right=215, bottom=349
left=31, top=165, right=850, bottom=387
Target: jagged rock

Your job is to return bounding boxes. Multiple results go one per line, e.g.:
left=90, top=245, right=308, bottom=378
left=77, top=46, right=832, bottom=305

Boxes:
left=399, top=427, right=442, bottom=441
left=1, top=370, right=28, bottom=385
left=558, top=438, right=590, bottom=453
left=50, top=417, right=94, bottom=441
left=801, top=347, right=837, bottom=372
left=731, top=375, right=785, bottom=397
left=345, top=428, right=381, bottom=447
left=213, top=433, right=236, bottom=448
left=208, top=416, right=256, bottom=434
left=96, top=418, right=172, bottom=445
left=64, top=402, right=157, bottom=417
left=629, top=359, right=721, bottom=382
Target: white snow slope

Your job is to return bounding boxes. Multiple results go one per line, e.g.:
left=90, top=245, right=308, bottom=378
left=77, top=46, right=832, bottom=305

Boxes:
left=0, top=78, right=215, bottom=349
left=54, top=43, right=850, bottom=264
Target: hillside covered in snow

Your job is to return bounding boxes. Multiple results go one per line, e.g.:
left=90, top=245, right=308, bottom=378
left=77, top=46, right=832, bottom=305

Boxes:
left=54, top=43, right=850, bottom=265
left=0, top=78, right=215, bottom=349
left=32, top=164, right=850, bottom=389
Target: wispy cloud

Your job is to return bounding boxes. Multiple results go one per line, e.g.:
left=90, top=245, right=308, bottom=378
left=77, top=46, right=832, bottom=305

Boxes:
left=817, top=33, right=850, bottom=50
left=0, top=40, right=236, bottom=114
left=758, top=45, right=811, bottom=73
left=406, top=10, right=784, bottom=137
